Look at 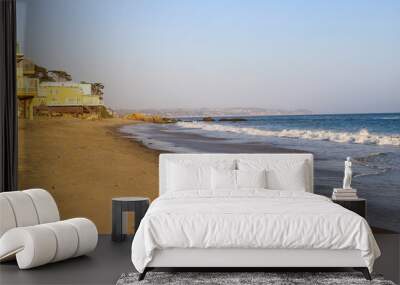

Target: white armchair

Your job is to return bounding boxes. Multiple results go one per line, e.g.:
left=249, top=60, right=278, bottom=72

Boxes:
left=0, top=189, right=98, bottom=269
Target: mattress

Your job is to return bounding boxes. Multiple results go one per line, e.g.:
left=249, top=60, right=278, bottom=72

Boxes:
left=131, top=190, right=380, bottom=273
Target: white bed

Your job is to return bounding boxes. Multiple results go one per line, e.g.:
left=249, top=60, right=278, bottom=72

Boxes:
left=131, top=154, right=380, bottom=280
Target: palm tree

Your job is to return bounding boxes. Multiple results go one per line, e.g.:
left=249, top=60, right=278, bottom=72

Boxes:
left=91, top=83, right=104, bottom=98
left=48, top=70, right=72, bottom=82
left=34, top=65, right=55, bottom=82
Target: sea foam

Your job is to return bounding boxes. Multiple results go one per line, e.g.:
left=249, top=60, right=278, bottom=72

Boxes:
left=176, top=122, right=400, bottom=147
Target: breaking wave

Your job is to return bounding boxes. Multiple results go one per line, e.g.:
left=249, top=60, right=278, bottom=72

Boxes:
left=352, top=152, right=391, bottom=177
left=378, top=115, right=400, bottom=120
left=176, top=122, right=400, bottom=147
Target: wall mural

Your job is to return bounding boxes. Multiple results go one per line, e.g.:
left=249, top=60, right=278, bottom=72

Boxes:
left=17, top=0, right=400, bottom=234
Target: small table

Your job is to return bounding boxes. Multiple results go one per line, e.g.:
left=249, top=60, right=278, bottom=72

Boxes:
left=332, top=198, right=366, bottom=218
left=112, top=197, right=150, bottom=242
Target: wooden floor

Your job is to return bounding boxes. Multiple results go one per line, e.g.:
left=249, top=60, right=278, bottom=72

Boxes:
left=1, top=232, right=398, bottom=285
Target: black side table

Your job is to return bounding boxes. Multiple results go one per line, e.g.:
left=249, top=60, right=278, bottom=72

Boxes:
left=332, top=198, right=366, bottom=218
left=112, top=197, right=149, bottom=242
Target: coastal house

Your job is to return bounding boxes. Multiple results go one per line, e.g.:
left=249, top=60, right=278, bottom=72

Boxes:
left=34, top=82, right=104, bottom=116
left=16, top=48, right=106, bottom=118
left=16, top=50, right=39, bottom=119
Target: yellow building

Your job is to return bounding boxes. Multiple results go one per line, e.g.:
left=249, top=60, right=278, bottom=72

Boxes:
left=16, top=53, right=39, bottom=119
left=34, top=82, right=103, bottom=115
left=17, top=49, right=105, bottom=118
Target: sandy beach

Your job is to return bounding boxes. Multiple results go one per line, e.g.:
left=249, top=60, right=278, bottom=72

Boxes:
left=18, top=118, right=160, bottom=234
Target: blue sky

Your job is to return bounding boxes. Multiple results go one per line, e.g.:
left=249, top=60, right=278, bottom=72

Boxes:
left=17, top=0, right=400, bottom=113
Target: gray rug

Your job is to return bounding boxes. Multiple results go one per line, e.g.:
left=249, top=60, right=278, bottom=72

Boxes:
left=116, top=272, right=396, bottom=285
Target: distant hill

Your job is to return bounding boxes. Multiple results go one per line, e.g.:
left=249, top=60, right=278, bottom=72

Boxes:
left=115, top=107, right=312, bottom=118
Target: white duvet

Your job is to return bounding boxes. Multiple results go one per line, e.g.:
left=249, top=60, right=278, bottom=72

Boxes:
left=131, top=190, right=380, bottom=273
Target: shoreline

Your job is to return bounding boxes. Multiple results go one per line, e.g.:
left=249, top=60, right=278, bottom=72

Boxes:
left=119, top=123, right=310, bottom=154
left=108, top=121, right=165, bottom=156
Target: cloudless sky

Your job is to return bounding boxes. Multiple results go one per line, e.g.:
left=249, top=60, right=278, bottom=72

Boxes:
left=17, top=0, right=400, bottom=113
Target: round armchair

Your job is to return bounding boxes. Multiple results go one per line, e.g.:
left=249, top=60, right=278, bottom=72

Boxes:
left=0, top=189, right=97, bottom=269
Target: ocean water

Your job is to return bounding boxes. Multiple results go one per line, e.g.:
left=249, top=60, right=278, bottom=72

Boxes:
left=120, top=113, right=400, bottom=232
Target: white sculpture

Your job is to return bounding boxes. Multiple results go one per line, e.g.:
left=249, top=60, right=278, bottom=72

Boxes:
left=343, top=157, right=353, bottom=189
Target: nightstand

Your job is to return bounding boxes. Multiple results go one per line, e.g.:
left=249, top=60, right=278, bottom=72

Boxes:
left=332, top=198, right=366, bottom=218
left=112, top=197, right=150, bottom=242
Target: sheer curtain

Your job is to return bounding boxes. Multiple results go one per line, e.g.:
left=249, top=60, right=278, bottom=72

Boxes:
left=0, top=0, right=18, bottom=192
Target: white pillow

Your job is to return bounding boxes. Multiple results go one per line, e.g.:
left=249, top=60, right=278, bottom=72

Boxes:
left=167, top=162, right=211, bottom=191
left=236, top=169, right=267, bottom=189
left=211, top=168, right=236, bottom=190
left=267, top=161, right=306, bottom=191
left=238, top=159, right=307, bottom=191
left=166, top=159, right=236, bottom=192
left=274, top=162, right=307, bottom=191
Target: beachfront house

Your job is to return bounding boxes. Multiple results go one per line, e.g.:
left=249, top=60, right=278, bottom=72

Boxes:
left=34, top=82, right=104, bottom=116
left=16, top=50, right=39, bottom=119
left=16, top=49, right=105, bottom=118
